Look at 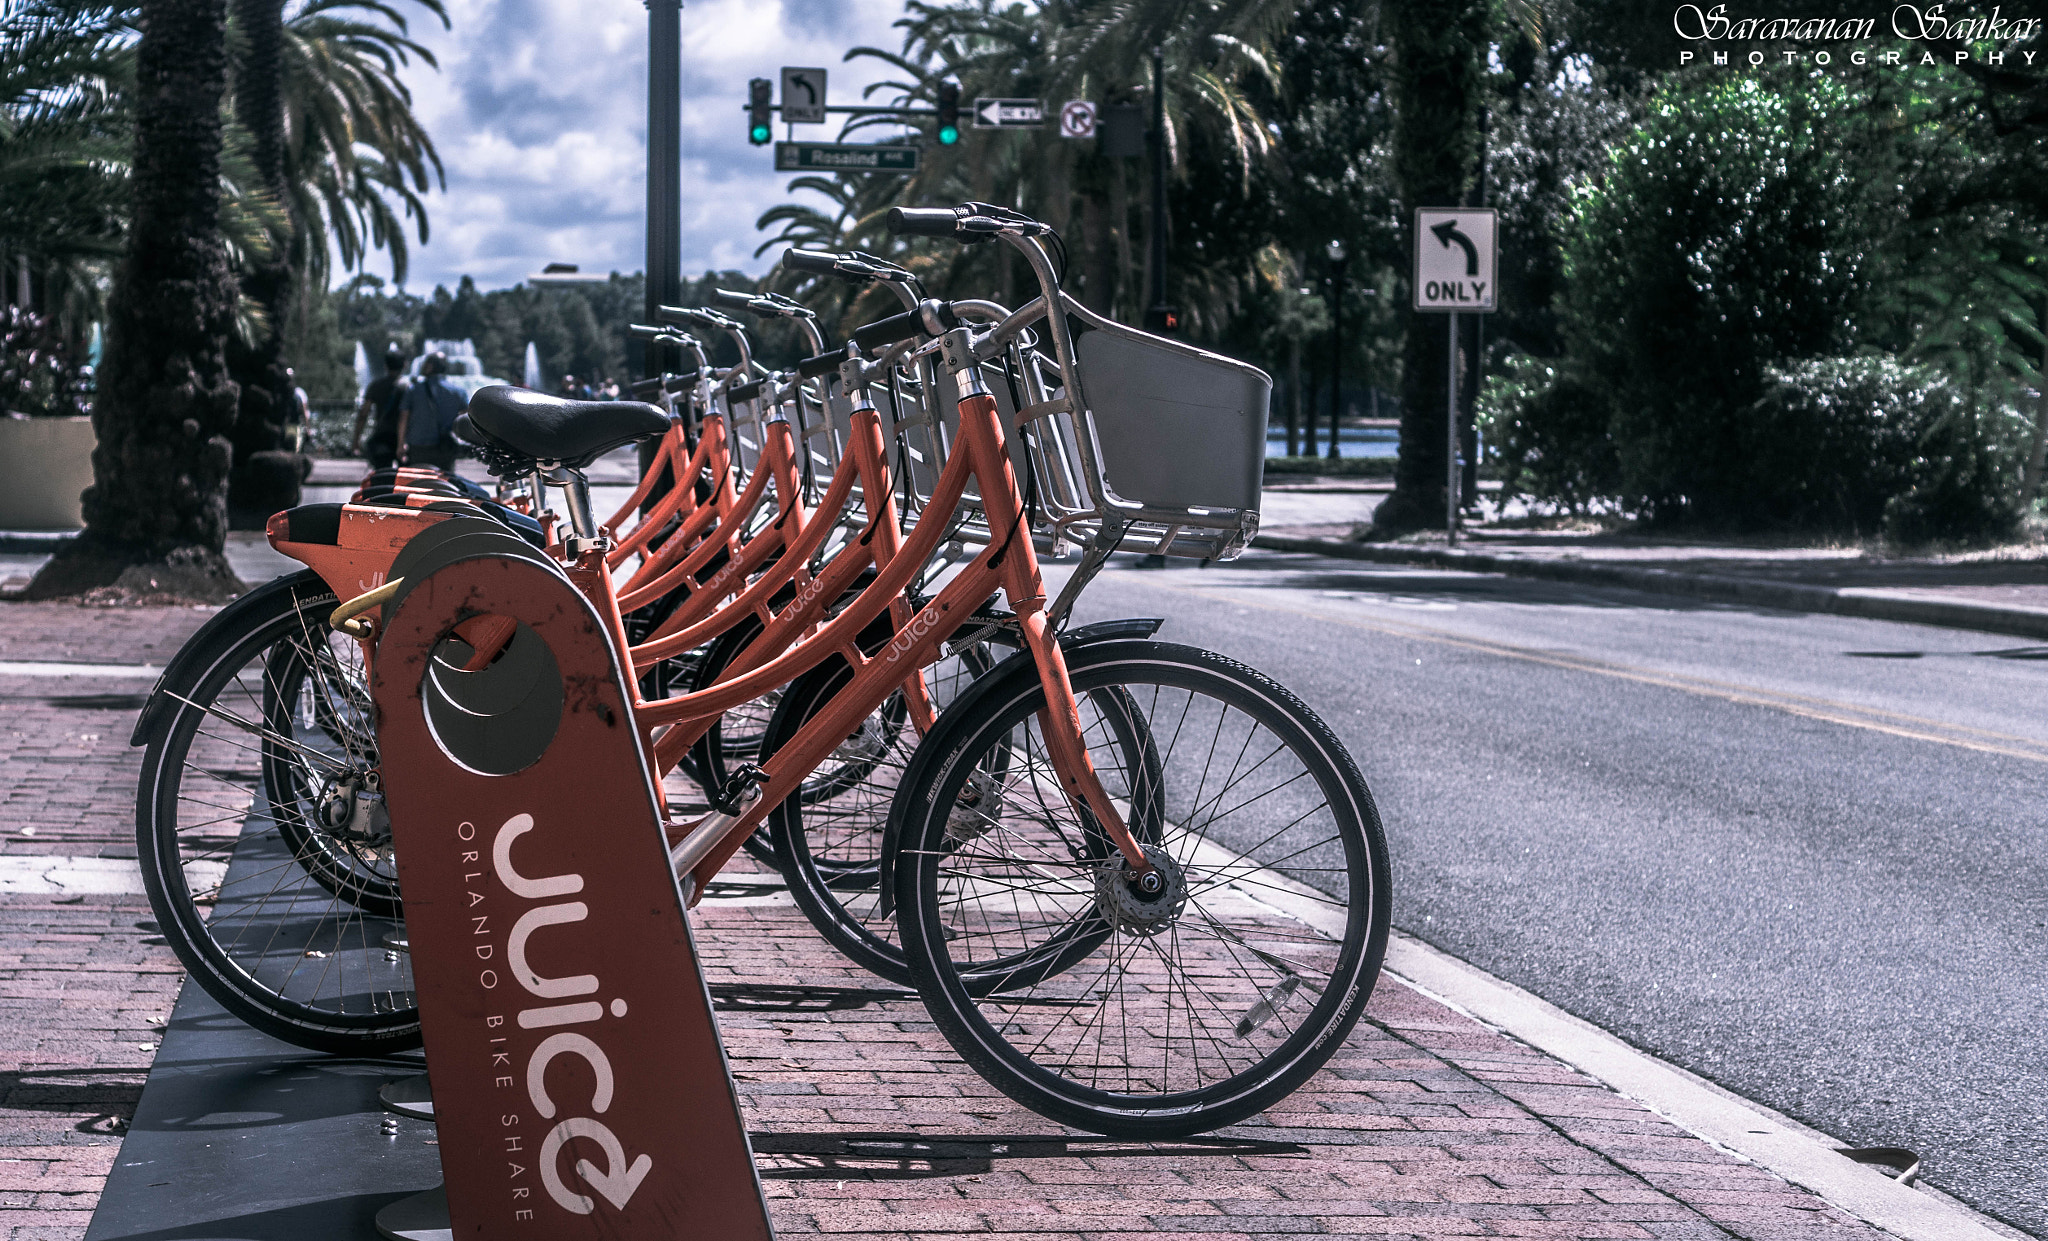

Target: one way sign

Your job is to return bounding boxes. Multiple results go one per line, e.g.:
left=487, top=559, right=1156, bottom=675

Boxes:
left=1413, top=208, right=1497, bottom=313
left=974, top=97, right=1043, bottom=128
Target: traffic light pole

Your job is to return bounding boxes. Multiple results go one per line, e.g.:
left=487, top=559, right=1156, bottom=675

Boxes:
left=1144, top=45, right=1172, bottom=334
left=646, top=0, right=681, bottom=377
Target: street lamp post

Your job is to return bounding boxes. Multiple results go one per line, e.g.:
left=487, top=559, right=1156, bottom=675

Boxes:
left=1325, top=239, right=1347, bottom=462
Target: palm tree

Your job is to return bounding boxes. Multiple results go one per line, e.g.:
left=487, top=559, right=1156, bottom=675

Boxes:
left=279, top=0, right=446, bottom=287
left=222, top=0, right=446, bottom=521
left=0, top=0, right=133, bottom=347
left=27, top=0, right=244, bottom=600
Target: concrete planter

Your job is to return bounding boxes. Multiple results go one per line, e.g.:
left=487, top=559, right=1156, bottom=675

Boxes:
left=0, top=416, right=95, bottom=530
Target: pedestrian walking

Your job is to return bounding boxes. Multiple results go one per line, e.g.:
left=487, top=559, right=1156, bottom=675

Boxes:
left=351, top=344, right=412, bottom=468
left=396, top=350, right=467, bottom=471
left=286, top=367, right=311, bottom=452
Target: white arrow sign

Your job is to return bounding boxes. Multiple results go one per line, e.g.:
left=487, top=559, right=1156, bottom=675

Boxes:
left=973, top=97, right=1044, bottom=128
left=1413, top=208, right=1497, bottom=313
left=780, top=67, right=826, bottom=125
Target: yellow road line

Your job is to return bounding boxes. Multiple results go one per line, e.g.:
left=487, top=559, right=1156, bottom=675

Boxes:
left=1145, top=581, right=2048, bottom=766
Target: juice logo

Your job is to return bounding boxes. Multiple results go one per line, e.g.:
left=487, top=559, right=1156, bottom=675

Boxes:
left=885, top=602, right=945, bottom=663
left=494, top=813, right=652, bottom=1216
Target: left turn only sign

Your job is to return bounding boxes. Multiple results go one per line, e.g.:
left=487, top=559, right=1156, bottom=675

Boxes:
left=781, top=67, right=827, bottom=124
left=1412, top=208, right=1496, bottom=313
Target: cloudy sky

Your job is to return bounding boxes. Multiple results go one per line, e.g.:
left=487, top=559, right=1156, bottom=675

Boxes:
left=384, top=0, right=914, bottom=294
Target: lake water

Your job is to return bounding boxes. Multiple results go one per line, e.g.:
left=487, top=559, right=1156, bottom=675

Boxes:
left=1266, top=426, right=1399, bottom=458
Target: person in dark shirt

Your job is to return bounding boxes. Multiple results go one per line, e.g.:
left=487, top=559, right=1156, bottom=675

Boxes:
left=351, top=344, right=411, bottom=468
left=396, top=351, right=468, bottom=471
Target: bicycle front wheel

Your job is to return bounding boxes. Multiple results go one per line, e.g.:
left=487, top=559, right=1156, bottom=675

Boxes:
left=136, top=572, right=420, bottom=1054
left=893, top=640, right=1389, bottom=1138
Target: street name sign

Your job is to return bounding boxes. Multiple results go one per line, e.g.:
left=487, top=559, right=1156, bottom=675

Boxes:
left=1059, top=100, right=1097, bottom=139
left=780, top=66, right=827, bottom=124
left=775, top=142, right=919, bottom=173
left=1413, top=208, right=1497, bottom=312
left=974, top=97, right=1044, bottom=128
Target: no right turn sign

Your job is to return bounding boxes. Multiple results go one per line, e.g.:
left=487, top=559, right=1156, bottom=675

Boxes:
left=1413, top=208, right=1497, bottom=313
left=1059, top=100, right=1097, bottom=139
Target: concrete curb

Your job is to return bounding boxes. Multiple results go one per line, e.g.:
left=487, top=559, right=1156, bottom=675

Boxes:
left=0, top=530, right=77, bottom=553
left=1251, top=533, right=2048, bottom=643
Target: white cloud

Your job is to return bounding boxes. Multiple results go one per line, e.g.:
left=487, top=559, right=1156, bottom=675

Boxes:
left=377, top=0, right=914, bottom=294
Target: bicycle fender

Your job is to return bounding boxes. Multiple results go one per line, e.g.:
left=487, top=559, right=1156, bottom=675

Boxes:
left=875, top=626, right=1163, bottom=918
left=129, top=569, right=332, bottom=747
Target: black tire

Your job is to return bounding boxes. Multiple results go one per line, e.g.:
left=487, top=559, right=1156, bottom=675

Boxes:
left=137, top=572, right=421, bottom=1054
left=893, top=641, right=1389, bottom=1138
left=765, top=640, right=1003, bottom=984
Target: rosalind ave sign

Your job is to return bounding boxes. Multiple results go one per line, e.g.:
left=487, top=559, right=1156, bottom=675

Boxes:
left=774, top=142, right=919, bottom=173
left=1413, top=208, right=1497, bottom=313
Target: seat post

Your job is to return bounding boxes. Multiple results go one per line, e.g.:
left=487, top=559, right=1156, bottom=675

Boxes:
left=542, top=463, right=607, bottom=557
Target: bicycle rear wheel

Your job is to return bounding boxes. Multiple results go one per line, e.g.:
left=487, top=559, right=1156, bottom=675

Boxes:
left=893, top=641, right=1389, bottom=1138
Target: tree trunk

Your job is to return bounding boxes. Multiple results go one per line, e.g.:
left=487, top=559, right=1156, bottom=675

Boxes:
left=1286, top=335, right=1301, bottom=457
left=28, top=0, right=243, bottom=601
left=226, top=0, right=301, bottom=528
left=1371, top=0, right=1488, bottom=535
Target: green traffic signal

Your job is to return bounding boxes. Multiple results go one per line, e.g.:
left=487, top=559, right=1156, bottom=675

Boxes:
left=935, top=80, right=960, bottom=148
left=747, top=77, right=773, bottom=147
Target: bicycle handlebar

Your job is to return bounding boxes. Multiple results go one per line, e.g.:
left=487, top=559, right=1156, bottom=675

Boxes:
left=628, top=370, right=698, bottom=397
left=850, top=298, right=962, bottom=351
left=796, top=351, right=844, bottom=381
left=656, top=305, right=742, bottom=332
left=888, top=202, right=1051, bottom=241
left=888, top=207, right=962, bottom=237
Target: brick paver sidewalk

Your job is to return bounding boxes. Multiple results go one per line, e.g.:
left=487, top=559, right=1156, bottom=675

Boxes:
left=0, top=599, right=1902, bottom=1240
left=704, top=897, right=1890, bottom=1241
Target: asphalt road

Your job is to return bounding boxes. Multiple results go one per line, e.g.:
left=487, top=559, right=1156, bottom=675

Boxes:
left=1056, top=548, right=2048, bottom=1237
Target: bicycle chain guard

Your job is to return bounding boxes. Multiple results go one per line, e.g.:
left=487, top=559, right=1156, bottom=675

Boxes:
left=367, top=539, right=775, bottom=1240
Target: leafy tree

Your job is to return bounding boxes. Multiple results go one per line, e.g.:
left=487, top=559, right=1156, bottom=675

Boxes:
left=28, top=0, right=244, bottom=600
left=760, top=0, right=1292, bottom=335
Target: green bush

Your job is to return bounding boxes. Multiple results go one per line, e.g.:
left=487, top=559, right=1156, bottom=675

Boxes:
left=1748, top=356, right=2018, bottom=542
left=1479, top=354, right=1619, bottom=513
left=1559, top=73, right=1871, bottom=526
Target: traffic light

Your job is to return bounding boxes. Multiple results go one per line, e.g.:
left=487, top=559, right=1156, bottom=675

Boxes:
left=935, top=81, right=960, bottom=145
left=748, top=78, right=773, bottom=145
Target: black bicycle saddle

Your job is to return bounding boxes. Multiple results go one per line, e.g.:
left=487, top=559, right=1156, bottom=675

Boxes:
left=460, top=385, right=668, bottom=468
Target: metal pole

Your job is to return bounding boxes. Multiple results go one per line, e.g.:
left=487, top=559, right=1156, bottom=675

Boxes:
left=1446, top=311, right=1459, bottom=545
left=1328, top=255, right=1343, bottom=460
left=641, top=0, right=681, bottom=490
left=644, top=0, right=682, bottom=376
left=1145, top=45, right=1168, bottom=331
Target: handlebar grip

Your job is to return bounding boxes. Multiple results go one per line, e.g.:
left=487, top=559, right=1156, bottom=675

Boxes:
left=710, top=288, right=756, bottom=311
left=627, top=322, right=673, bottom=340
left=782, top=248, right=841, bottom=274
left=656, top=305, right=731, bottom=330
left=796, top=351, right=843, bottom=381
left=853, top=307, right=924, bottom=351
left=727, top=379, right=764, bottom=403
left=888, top=207, right=961, bottom=237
